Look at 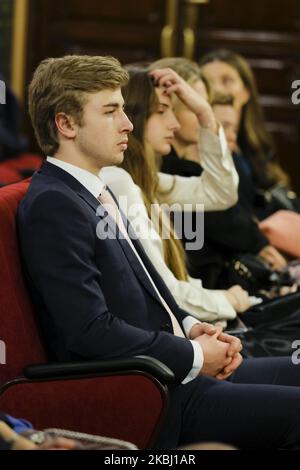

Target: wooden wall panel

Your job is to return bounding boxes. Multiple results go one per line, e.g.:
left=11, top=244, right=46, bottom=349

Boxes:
left=26, top=0, right=165, bottom=67
left=197, top=0, right=300, bottom=31
left=24, top=0, right=167, bottom=151
left=24, top=0, right=300, bottom=192
left=0, top=0, right=13, bottom=79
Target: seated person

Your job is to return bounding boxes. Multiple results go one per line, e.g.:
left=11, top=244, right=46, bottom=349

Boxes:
left=0, top=73, right=28, bottom=161
left=199, top=49, right=300, bottom=220
left=153, top=58, right=286, bottom=286
left=17, top=54, right=300, bottom=450
left=102, top=64, right=250, bottom=324
left=0, top=73, right=42, bottom=185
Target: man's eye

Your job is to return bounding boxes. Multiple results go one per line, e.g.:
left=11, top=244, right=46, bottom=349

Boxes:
left=105, top=110, right=115, bottom=114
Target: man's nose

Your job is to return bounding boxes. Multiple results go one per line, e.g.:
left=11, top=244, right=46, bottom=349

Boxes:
left=121, top=112, right=134, bottom=133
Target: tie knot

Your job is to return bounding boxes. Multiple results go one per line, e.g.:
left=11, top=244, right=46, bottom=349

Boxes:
left=98, top=184, right=107, bottom=197
left=98, top=186, right=114, bottom=205
left=97, top=187, right=130, bottom=240
left=100, top=184, right=108, bottom=194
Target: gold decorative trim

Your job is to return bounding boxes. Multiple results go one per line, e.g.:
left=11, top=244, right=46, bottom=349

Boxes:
left=183, top=27, right=195, bottom=60
left=182, top=0, right=210, bottom=58
left=184, top=0, right=209, bottom=4
left=11, top=0, right=29, bottom=102
left=161, top=0, right=179, bottom=57
left=182, top=2, right=199, bottom=59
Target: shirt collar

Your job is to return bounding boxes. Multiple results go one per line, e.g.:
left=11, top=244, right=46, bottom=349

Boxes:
left=47, top=156, right=106, bottom=199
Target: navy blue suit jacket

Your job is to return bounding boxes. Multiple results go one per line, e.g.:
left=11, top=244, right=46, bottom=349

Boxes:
left=18, top=162, right=194, bottom=383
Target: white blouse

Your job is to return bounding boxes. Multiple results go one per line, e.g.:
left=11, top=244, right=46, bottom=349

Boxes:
left=153, top=127, right=238, bottom=211
left=101, top=127, right=238, bottom=324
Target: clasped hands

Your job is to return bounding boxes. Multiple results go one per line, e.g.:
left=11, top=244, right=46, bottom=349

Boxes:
left=189, top=322, right=243, bottom=380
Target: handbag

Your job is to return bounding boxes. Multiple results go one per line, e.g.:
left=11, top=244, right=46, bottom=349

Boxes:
left=242, top=290, right=300, bottom=326
left=259, top=210, right=300, bottom=258
left=255, top=184, right=300, bottom=215
left=222, top=253, right=294, bottom=296
left=225, top=293, right=300, bottom=357
left=232, top=305, right=300, bottom=358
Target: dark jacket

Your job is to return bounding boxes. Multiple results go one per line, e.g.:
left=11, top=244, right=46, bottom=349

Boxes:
left=18, top=162, right=193, bottom=383
left=161, top=148, right=268, bottom=287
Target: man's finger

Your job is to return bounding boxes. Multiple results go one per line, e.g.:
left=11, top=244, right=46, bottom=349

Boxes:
left=216, top=371, right=234, bottom=381
left=201, top=323, right=217, bottom=335
left=218, top=333, right=243, bottom=356
left=212, top=325, right=224, bottom=338
left=227, top=337, right=243, bottom=356
left=216, top=371, right=230, bottom=380
left=223, top=353, right=243, bottom=375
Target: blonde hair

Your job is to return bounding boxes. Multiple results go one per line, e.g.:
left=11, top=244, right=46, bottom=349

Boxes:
left=149, top=57, right=210, bottom=100
left=28, top=55, right=129, bottom=155
left=122, top=66, right=188, bottom=281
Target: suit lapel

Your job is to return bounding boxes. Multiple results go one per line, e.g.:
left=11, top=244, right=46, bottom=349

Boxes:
left=39, top=162, right=166, bottom=309
left=80, top=188, right=167, bottom=308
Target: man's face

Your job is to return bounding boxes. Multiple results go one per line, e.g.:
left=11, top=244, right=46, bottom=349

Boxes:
left=75, top=88, right=133, bottom=171
left=213, top=104, right=238, bottom=152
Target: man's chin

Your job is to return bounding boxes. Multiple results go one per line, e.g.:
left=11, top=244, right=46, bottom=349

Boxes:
left=117, top=152, right=125, bottom=164
left=111, top=152, right=125, bottom=166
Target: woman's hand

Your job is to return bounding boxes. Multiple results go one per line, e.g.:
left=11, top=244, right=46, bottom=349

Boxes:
left=149, top=68, right=218, bottom=133
left=224, top=285, right=251, bottom=313
left=258, top=245, right=287, bottom=271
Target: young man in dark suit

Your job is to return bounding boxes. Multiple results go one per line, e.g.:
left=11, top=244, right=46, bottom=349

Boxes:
left=18, top=55, right=300, bottom=449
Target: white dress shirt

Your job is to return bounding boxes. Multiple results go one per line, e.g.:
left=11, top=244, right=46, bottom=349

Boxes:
left=47, top=156, right=203, bottom=384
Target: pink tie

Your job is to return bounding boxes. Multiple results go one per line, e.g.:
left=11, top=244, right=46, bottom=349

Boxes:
left=98, top=186, right=129, bottom=240
left=98, top=187, right=185, bottom=338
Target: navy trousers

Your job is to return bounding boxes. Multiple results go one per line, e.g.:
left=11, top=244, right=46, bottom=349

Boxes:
left=155, top=357, right=300, bottom=449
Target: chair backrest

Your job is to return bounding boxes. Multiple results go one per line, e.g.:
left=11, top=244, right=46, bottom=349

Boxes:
left=0, top=154, right=43, bottom=186
left=0, top=180, right=168, bottom=449
left=0, top=180, right=47, bottom=385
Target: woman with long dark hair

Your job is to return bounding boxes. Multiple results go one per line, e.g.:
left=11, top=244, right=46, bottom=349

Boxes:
left=101, top=66, right=251, bottom=324
left=199, top=49, right=299, bottom=216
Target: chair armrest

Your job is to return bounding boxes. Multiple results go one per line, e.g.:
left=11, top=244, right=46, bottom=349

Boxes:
left=23, top=355, right=175, bottom=385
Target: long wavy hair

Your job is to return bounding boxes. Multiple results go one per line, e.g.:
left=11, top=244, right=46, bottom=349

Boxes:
left=199, top=49, right=289, bottom=189
left=121, top=66, right=188, bottom=281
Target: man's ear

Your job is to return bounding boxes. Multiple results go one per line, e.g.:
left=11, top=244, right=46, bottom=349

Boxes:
left=55, top=113, right=77, bottom=139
